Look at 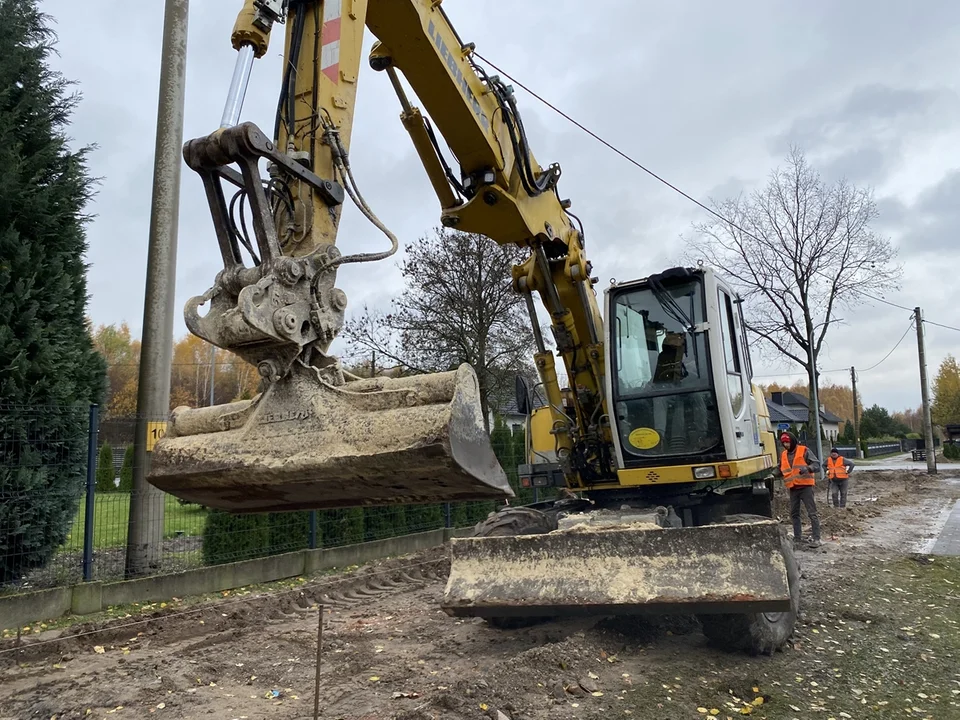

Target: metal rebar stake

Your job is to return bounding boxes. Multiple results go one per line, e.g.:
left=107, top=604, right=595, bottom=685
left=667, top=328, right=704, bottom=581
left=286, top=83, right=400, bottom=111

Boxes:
left=313, top=604, right=324, bottom=720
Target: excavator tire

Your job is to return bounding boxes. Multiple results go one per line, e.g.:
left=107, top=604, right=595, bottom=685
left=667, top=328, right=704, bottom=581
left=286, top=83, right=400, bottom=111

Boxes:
left=697, top=518, right=800, bottom=656
left=469, top=507, right=558, bottom=629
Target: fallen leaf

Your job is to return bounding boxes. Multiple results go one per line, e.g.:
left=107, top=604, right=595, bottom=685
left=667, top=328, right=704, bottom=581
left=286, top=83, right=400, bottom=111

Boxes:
left=156, top=703, right=165, bottom=709
left=698, top=709, right=708, bottom=714
left=588, top=671, right=599, bottom=680
left=369, top=676, right=380, bottom=682
left=591, top=691, right=603, bottom=697
left=479, top=703, right=489, bottom=711
left=94, top=646, right=105, bottom=654
left=752, top=697, right=764, bottom=706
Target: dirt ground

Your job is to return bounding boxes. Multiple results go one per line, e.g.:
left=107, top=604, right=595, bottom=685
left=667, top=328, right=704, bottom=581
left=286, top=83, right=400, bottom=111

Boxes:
left=3, top=469, right=960, bottom=720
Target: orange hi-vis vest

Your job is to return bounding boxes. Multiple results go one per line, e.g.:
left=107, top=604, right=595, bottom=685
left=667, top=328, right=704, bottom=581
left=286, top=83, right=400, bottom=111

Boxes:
left=826, top=455, right=849, bottom=480
left=781, top=445, right=815, bottom=489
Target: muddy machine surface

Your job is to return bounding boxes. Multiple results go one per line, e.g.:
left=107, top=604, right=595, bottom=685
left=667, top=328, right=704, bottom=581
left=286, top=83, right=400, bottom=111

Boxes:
left=149, top=0, right=798, bottom=654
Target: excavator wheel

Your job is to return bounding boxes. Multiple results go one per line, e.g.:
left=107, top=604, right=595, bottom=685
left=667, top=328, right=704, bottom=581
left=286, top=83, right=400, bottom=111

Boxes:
left=697, top=517, right=800, bottom=655
left=469, top=506, right=558, bottom=630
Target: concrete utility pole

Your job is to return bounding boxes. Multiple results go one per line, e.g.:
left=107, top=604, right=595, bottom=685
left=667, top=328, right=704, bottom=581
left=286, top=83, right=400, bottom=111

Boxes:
left=208, top=345, right=216, bottom=406
left=851, top=366, right=863, bottom=459
left=915, top=307, right=938, bottom=475
left=807, top=324, right=825, bottom=478
left=126, top=0, right=190, bottom=578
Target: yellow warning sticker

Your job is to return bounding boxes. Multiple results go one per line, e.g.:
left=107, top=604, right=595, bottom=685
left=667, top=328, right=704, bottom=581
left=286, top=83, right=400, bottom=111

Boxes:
left=628, top=427, right=660, bottom=450
left=146, top=421, right=168, bottom=452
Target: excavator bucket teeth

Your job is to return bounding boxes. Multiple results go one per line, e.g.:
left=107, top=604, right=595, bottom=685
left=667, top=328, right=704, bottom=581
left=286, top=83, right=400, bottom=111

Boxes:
left=442, top=520, right=791, bottom=617
left=147, top=363, right=514, bottom=512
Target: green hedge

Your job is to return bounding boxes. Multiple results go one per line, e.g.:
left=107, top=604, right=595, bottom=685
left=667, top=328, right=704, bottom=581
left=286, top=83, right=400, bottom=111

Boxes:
left=95, top=443, right=114, bottom=492
left=201, top=510, right=312, bottom=565
left=199, top=414, right=543, bottom=565
left=118, top=445, right=134, bottom=492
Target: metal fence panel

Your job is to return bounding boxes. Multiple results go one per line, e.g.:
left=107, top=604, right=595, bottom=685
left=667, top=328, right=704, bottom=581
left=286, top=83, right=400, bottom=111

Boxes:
left=1, top=407, right=536, bottom=594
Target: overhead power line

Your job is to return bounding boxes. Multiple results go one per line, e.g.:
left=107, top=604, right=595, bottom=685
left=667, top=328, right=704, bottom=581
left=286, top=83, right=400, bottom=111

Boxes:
left=859, top=319, right=915, bottom=372
left=476, top=54, right=960, bottom=335
left=748, top=317, right=915, bottom=380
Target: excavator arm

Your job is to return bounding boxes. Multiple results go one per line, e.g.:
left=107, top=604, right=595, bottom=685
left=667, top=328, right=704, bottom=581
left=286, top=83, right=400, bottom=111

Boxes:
left=147, top=1, right=797, bottom=649
left=365, top=2, right=611, bottom=487
left=148, top=0, right=612, bottom=509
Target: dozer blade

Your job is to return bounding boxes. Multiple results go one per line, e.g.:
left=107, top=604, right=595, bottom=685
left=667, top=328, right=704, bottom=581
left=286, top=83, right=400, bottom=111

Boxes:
left=147, top=363, right=514, bottom=512
left=442, top=520, right=791, bottom=617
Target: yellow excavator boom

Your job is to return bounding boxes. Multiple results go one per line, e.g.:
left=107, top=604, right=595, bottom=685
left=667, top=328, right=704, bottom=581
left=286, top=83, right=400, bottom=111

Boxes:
left=147, top=0, right=796, bottom=654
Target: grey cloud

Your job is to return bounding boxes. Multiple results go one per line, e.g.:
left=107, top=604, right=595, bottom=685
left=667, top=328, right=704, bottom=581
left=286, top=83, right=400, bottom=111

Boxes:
left=890, top=171, right=960, bottom=255
left=771, top=84, right=958, bottom=185
left=37, top=0, right=960, bottom=413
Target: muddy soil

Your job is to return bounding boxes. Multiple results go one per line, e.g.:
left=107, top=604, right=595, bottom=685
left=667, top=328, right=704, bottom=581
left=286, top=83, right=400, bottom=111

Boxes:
left=2, top=469, right=959, bottom=720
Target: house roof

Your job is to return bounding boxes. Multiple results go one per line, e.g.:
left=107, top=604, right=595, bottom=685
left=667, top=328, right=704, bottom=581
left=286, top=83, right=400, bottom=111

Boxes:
left=495, top=393, right=546, bottom=417
left=766, top=400, right=807, bottom=424
left=767, top=392, right=843, bottom=424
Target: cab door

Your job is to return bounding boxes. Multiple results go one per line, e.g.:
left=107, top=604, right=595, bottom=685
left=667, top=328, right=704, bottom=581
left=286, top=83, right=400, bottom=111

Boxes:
left=717, top=286, right=759, bottom=459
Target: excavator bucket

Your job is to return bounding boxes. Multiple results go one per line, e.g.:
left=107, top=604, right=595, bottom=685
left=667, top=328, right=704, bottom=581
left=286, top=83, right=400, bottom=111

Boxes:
left=147, top=363, right=514, bottom=512
left=442, top=520, right=791, bottom=617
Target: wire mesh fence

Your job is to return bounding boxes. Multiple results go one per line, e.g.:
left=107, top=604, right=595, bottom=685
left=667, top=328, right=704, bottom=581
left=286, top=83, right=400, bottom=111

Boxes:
left=0, top=405, right=537, bottom=595
left=0, top=404, right=92, bottom=592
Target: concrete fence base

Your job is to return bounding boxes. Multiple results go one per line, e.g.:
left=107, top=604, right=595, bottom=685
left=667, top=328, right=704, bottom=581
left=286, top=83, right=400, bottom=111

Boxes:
left=1, top=528, right=469, bottom=632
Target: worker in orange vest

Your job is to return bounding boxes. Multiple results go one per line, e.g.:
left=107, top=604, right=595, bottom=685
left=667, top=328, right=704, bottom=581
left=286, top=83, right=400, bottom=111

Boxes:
left=823, top=447, right=854, bottom=509
left=775, top=430, right=822, bottom=549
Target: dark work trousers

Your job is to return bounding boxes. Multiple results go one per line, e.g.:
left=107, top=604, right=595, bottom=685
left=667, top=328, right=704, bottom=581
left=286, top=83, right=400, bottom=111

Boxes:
left=789, top=485, right=821, bottom=541
left=830, top=479, right=849, bottom=508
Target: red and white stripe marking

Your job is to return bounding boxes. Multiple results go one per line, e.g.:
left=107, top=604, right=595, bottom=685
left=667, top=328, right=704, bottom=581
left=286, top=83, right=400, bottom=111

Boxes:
left=320, top=0, right=341, bottom=83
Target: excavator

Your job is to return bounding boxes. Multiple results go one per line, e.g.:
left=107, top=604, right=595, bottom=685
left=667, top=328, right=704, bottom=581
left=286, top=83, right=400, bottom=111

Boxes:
left=148, top=0, right=800, bottom=655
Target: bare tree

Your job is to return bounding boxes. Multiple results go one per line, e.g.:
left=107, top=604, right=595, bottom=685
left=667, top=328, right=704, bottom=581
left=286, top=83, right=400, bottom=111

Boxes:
left=343, top=227, right=538, bottom=430
left=686, top=147, right=902, bottom=399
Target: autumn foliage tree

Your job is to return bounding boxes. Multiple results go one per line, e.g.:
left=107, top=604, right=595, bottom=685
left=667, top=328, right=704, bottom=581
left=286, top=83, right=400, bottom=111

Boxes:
left=91, top=323, right=261, bottom=415
left=932, top=355, right=960, bottom=427
left=91, top=322, right=140, bottom=417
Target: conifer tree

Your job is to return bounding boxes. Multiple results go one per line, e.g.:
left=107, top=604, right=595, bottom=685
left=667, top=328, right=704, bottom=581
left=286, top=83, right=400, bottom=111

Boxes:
left=0, top=1, right=106, bottom=582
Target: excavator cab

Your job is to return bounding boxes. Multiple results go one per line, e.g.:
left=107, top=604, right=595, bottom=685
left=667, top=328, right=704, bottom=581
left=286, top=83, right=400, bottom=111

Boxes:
left=442, top=269, right=795, bottom=648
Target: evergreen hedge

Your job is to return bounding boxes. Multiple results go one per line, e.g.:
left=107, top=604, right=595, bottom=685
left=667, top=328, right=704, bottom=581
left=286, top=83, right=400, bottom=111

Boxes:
left=0, top=2, right=106, bottom=582
left=95, top=443, right=115, bottom=492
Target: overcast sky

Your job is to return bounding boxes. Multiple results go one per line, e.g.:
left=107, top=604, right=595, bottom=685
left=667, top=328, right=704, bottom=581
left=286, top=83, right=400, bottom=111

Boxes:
left=40, top=0, right=960, bottom=414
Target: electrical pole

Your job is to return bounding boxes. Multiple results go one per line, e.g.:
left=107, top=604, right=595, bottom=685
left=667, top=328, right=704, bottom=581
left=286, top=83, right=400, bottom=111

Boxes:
left=126, top=0, right=190, bottom=578
left=807, top=324, right=825, bottom=479
left=851, top=366, right=863, bottom=459
left=915, top=307, right=937, bottom=475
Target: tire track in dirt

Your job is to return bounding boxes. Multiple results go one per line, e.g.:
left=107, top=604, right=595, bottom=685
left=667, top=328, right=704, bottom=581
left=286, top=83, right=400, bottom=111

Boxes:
left=0, top=553, right=452, bottom=718
left=4, top=470, right=959, bottom=720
